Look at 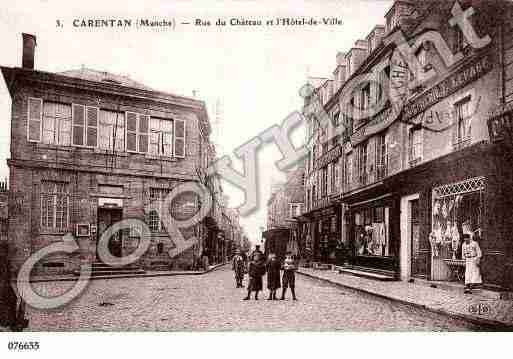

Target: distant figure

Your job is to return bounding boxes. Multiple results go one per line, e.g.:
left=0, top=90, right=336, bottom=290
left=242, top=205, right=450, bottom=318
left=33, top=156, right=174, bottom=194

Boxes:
left=280, top=252, right=297, bottom=301
left=462, top=233, right=482, bottom=294
left=232, top=249, right=245, bottom=288
left=249, top=245, right=264, bottom=261
left=243, top=252, right=266, bottom=300
left=201, top=248, right=210, bottom=271
left=266, top=253, right=281, bottom=300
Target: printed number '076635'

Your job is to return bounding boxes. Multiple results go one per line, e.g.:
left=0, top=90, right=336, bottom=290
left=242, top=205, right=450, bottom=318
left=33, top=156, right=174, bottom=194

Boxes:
left=7, top=341, right=40, bottom=351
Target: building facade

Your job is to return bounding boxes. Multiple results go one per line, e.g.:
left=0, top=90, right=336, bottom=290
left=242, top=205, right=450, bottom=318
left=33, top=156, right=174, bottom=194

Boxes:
left=1, top=33, right=229, bottom=275
left=301, top=0, right=513, bottom=290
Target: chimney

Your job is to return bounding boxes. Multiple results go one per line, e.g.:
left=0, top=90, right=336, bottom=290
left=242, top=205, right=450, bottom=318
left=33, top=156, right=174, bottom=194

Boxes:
left=22, top=33, right=37, bottom=70
left=333, top=52, right=347, bottom=93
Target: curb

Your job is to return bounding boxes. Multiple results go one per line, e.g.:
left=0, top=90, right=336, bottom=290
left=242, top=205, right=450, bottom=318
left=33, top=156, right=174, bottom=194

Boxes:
left=27, top=263, right=228, bottom=283
left=297, top=270, right=513, bottom=331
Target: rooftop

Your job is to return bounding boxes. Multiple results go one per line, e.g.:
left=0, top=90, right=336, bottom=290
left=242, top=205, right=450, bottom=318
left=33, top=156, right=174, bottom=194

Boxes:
left=58, top=67, right=154, bottom=91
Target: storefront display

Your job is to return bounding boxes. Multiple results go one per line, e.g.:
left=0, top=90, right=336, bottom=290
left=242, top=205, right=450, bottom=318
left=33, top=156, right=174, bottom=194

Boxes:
left=430, top=177, right=485, bottom=281
left=353, top=206, right=390, bottom=257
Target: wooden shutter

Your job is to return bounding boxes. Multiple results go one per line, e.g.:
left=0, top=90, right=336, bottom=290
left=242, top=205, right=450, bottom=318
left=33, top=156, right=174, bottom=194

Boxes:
left=86, top=106, right=98, bottom=147
left=72, top=104, right=85, bottom=146
left=27, top=97, right=43, bottom=142
left=174, top=119, right=185, bottom=158
left=138, top=115, right=149, bottom=153
left=126, top=112, right=138, bottom=152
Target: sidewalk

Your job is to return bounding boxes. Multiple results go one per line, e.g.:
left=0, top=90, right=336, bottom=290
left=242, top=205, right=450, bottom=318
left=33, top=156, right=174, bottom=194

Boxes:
left=26, top=262, right=228, bottom=283
left=297, top=267, right=513, bottom=329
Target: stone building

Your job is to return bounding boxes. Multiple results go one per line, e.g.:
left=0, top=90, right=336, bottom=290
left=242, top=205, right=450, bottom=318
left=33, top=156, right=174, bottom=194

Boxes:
left=301, top=0, right=513, bottom=291
left=1, top=33, right=224, bottom=275
left=265, top=165, right=305, bottom=259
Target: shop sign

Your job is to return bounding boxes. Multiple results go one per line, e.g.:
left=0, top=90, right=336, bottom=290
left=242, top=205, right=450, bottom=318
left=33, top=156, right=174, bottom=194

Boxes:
left=350, top=104, right=401, bottom=146
left=404, top=54, right=493, bottom=120
left=315, top=145, right=342, bottom=170
left=487, top=103, right=513, bottom=146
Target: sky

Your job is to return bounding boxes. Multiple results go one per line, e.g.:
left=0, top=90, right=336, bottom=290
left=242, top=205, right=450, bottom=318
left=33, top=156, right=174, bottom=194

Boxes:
left=0, top=0, right=393, bottom=245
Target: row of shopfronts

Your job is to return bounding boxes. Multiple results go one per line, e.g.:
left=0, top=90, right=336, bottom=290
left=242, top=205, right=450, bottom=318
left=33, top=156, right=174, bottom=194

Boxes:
left=298, top=137, right=513, bottom=290
left=295, top=0, right=513, bottom=291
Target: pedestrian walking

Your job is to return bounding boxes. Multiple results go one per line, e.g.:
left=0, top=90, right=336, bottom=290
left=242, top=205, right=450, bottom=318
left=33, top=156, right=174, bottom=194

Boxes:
left=462, top=233, right=482, bottom=294
left=266, top=253, right=281, bottom=300
left=280, top=253, right=297, bottom=300
left=232, top=249, right=245, bottom=288
left=243, top=252, right=266, bottom=300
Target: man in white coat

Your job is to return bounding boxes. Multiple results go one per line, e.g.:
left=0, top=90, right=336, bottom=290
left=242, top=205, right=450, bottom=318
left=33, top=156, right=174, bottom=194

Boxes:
left=461, top=233, right=482, bottom=294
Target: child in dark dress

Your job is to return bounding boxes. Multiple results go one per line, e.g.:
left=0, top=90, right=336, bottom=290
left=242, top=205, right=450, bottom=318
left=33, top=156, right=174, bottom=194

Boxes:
left=243, top=252, right=266, bottom=300
left=266, top=253, right=281, bottom=300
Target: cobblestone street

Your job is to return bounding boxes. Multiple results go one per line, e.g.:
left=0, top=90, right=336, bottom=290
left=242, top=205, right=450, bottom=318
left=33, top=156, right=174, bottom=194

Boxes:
left=25, top=267, right=483, bottom=331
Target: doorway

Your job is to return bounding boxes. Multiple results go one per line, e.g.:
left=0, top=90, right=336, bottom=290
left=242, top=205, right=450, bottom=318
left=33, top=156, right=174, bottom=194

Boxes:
left=97, top=207, right=123, bottom=261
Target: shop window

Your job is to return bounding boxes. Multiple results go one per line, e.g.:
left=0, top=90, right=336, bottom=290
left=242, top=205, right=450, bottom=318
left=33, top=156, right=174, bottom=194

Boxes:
left=40, top=181, right=69, bottom=231
left=353, top=205, right=390, bottom=257
left=431, top=177, right=485, bottom=262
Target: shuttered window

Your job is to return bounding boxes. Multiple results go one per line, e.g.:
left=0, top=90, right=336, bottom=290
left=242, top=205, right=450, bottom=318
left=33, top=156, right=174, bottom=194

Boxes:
left=86, top=107, right=99, bottom=147
left=42, top=102, right=72, bottom=145
left=174, top=119, right=186, bottom=158
left=99, top=110, right=125, bottom=151
left=149, top=117, right=175, bottom=157
left=126, top=112, right=149, bottom=153
left=72, top=104, right=85, bottom=146
left=27, top=97, right=43, bottom=142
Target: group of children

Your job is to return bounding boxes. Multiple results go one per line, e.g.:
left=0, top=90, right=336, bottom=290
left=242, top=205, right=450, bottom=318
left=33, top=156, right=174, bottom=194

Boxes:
left=232, top=248, right=297, bottom=301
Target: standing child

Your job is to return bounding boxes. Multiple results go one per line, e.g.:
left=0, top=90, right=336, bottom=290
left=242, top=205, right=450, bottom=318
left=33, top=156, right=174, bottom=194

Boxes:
left=266, top=253, right=281, bottom=300
left=243, top=252, right=266, bottom=300
left=232, top=250, right=245, bottom=288
left=280, top=253, right=297, bottom=300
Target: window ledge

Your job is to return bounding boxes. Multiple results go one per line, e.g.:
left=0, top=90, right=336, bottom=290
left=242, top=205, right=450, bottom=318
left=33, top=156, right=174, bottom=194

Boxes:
left=145, top=154, right=178, bottom=162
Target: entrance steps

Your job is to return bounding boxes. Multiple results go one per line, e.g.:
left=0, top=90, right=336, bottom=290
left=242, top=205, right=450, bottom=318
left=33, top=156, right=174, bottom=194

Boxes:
left=335, top=265, right=399, bottom=282
left=72, top=261, right=145, bottom=277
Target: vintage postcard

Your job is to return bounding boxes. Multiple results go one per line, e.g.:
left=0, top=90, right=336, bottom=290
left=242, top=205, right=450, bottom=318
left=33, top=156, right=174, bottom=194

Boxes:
left=1, top=0, right=513, bottom=356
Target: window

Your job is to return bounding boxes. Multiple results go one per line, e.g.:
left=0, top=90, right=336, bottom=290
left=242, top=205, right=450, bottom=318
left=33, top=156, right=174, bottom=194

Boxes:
left=331, top=162, right=339, bottom=194
left=72, top=104, right=98, bottom=147
left=454, top=97, right=472, bottom=144
left=98, top=110, right=125, bottom=151
left=358, top=142, right=368, bottom=185
left=40, top=181, right=69, bottom=231
left=321, top=167, right=328, bottom=198
left=409, top=126, right=422, bottom=163
left=126, top=112, right=149, bottom=153
left=27, top=97, right=43, bottom=142
left=147, top=188, right=171, bottom=232
left=345, top=154, right=352, bottom=190
left=42, top=102, right=72, bottom=145
left=376, top=133, right=387, bottom=179
left=353, top=206, right=390, bottom=257
left=289, top=203, right=302, bottom=218
left=149, top=117, right=185, bottom=157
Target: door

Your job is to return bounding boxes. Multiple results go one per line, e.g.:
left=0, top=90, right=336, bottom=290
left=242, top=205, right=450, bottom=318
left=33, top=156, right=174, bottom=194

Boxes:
left=410, top=199, right=428, bottom=278
left=97, top=208, right=123, bottom=261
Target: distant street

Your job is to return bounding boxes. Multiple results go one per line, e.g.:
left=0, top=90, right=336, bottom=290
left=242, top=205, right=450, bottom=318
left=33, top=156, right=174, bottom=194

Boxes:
left=26, top=267, right=483, bottom=331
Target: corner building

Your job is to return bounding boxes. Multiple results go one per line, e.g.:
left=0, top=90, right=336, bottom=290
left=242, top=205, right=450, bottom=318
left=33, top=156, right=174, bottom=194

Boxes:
left=1, top=34, right=221, bottom=275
